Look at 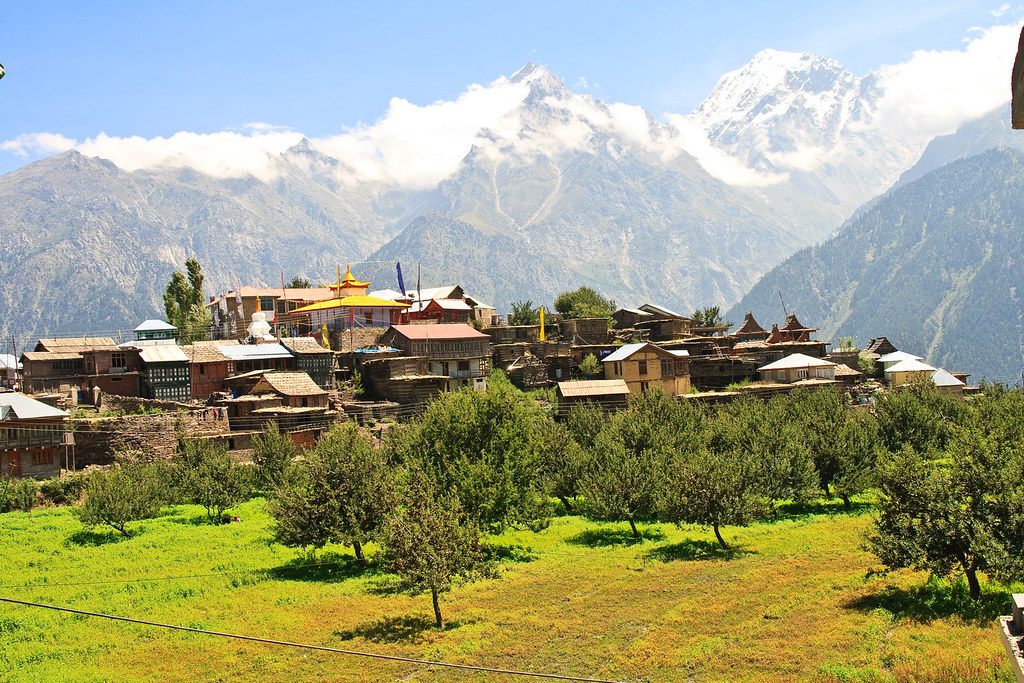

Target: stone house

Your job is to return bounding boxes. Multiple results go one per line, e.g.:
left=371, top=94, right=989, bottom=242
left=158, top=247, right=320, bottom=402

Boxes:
left=0, top=392, right=69, bottom=479
left=379, top=324, right=490, bottom=391
left=20, top=337, right=142, bottom=400
left=601, top=342, right=691, bottom=395
left=280, top=337, right=334, bottom=389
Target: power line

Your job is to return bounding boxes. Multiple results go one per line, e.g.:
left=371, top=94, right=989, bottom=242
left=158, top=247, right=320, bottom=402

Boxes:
left=0, top=597, right=620, bottom=682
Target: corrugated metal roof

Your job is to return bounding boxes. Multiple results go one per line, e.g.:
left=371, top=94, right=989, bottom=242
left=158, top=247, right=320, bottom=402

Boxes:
left=139, top=346, right=189, bottom=363
left=389, top=324, right=488, bottom=340
left=931, top=369, right=965, bottom=387
left=878, top=350, right=923, bottom=363
left=133, top=319, right=177, bottom=333
left=886, top=359, right=937, bottom=373
left=557, top=380, right=630, bottom=397
left=0, top=393, right=69, bottom=419
left=218, top=343, right=293, bottom=361
left=639, top=303, right=683, bottom=318
left=758, top=353, right=836, bottom=371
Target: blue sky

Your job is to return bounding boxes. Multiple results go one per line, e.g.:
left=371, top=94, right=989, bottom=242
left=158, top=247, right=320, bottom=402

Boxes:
left=0, top=0, right=1020, bottom=176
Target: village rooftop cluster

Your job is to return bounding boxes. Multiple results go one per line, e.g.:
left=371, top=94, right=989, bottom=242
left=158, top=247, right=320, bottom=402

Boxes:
left=0, top=266, right=971, bottom=481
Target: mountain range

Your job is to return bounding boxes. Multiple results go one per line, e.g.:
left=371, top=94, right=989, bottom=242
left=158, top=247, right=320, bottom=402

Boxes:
left=0, top=52, right=999, bottom=367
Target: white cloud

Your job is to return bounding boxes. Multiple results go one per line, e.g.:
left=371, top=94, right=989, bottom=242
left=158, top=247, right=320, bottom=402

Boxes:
left=663, top=114, right=788, bottom=187
left=74, top=130, right=304, bottom=182
left=992, top=3, right=1011, bottom=17
left=0, top=132, right=77, bottom=156
left=872, top=22, right=1019, bottom=143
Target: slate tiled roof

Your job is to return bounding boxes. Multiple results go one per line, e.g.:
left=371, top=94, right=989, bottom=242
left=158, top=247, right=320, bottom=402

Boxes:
left=252, top=372, right=326, bottom=397
left=280, top=337, right=332, bottom=354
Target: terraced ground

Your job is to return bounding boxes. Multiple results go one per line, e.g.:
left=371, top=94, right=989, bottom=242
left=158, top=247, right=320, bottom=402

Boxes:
left=0, top=498, right=1017, bottom=682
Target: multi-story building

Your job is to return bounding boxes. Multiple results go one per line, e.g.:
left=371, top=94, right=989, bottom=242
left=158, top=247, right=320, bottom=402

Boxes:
left=0, top=393, right=69, bottom=479
left=379, top=324, right=490, bottom=391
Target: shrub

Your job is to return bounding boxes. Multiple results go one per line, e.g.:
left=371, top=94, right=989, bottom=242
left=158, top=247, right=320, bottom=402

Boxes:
left=40, top=473, right=90, bottom=506
left=0, top=477, right=39, bottom=513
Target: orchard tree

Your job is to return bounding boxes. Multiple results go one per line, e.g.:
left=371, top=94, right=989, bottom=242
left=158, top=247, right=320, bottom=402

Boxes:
left=580, top=388, right=703, bottom=537
left=271, top=422, right=394, bottom=564
left=661, top=446, right=770, bottom=550
left=251, top=421, right=296, bottom=491
left=381, top=477, right=489, bottom=629
left=174, top=438, right=252, bottom=523
left=578, top=353, right=601, bottom=379
left=401, top=373, right=549, bottom=531
left=873, top=381, right=964, bottom=455
left=868, top=430, right=1024, bottom=601
left=535, top=418, right=586, bottom=513
left=77, top=466, right=165, bottom=538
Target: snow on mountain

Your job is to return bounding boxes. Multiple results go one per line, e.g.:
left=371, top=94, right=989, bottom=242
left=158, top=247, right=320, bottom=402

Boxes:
left=687, top=49, right=924, bottom=213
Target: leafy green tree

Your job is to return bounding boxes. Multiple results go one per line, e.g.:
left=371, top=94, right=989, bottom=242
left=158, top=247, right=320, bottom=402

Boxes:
left=578, top=353, right=601, bottom=379
left=553, top=286, right=615, bottom=320
left=398, top=374, right=549, bottom=531
left=77, top=466, right=164, bottom=537
left=174, top=438, right=252, bottom=523
left=873, top=382, right=964, bottom=455
left=691, top=306, right=733, bottom=331
left=535, top=419, right=586, bottom=513
left=580, top=388, right=703, bottom=536
left=708, top=396, right=818, bottom=506
left=660, top=445, right=770, bottom=549
left=509, top=300, right=541, bottom=326
left=251, top=421, right=296, bottom=491
left=381, top=476, right=489, bottom=628
left=868, top=431, right=1024, bottom=600
left=163, top=257, right=211, bottom=343
left=287, top=276, right=311, bottom=288
left=565, top=401, right=609, bottom=455
left=270, top=422, right=393, bottom=563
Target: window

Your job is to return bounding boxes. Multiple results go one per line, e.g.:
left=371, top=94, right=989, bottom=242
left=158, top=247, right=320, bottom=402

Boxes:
left=661, top=359, right=674, bottom=377
left=458, top=360, right=469, bottom=372
left=797, top=369, right=809, bottom=379
left=31, top=449, right=53, bottom=465
left=259, top=297, right=276, bottom=311
left=638, top=360, right=648, bottom=376
left=111, top=352, right=126, bottom=368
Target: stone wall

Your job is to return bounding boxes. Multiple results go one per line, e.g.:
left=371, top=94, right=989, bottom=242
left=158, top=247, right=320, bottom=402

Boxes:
left=69, top=409, right=230, bottom=468
left=98, top=394, right=196, bottom=414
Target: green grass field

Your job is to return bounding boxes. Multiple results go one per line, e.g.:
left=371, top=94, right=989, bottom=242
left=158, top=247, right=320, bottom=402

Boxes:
left=0, top=499, right=1017, bottom=682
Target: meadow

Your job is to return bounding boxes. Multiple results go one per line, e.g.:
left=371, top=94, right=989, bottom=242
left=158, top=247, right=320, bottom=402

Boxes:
left=0, top=497, right=1017, bottom=682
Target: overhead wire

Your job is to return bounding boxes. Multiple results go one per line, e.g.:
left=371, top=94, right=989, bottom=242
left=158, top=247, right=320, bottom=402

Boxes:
left=0, top=597, right=620, bottom=682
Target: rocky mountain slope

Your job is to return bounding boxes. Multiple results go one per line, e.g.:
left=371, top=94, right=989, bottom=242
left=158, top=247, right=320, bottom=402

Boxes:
left=727, top=147, right=1024, bottom=381
left=0, top=56, right=951, bottom=341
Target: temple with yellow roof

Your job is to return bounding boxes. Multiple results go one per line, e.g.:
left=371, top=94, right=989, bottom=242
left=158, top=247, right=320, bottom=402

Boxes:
left=284, top=265, right=409, bottom=335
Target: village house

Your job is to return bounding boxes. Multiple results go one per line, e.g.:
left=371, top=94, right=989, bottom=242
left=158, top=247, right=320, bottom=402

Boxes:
left=931, top=368, right=966, bottom=398
left=360, top=355, right=449, bottom=405
left=757, top=353, right=837, bottom=383
left=378, top=324, right=490, bottom=392
left=138, top=346, right=191, bottom=401
left=181, top=340, right=241, bottom=400
left=884, top=358, right=937, bottom=387
left=20, top=337, right=143, bottom=401
left=1, top=354, right=19, bottom=390
left=556, top=379, right=631, bottom=417
left=0, top=392, right=69, bottom=479
left=561, top=318, right=610, bottom=345
left=601, top=342, right=691, bottom=395
left=400, top=285, right=496, bottom=325
left=279, top=337, right=334, bottom=390
left=218, top=371, right=335, bottom=442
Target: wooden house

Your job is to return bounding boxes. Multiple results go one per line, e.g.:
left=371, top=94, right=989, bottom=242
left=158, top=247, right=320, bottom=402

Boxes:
left=601, top=342, right=691, bottom=395
left=0, top=392, right=68, bottom=479
left=221, top=371, right=334, bottom=434
left=182, top=340, right=240, bottom=400
left=885, top=359, right=937, bottom=387
left=561, top=318, right=609, bottom=345
left=138, top=345, right=191, bottom=401
left=379, top=324, right=490, bottom=391
left=207, top=286, right=334, bottom=340
left=280, top=337, right=334, bottom=389
left=20, top=337, right=142, bottom=400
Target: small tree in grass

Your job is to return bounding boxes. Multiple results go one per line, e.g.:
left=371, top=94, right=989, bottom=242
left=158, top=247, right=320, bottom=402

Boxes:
left=251, top=421, right=296, bottom=491
left=78, top=466, right=164, bottom=538
left=660, top=446, right=770, bottom=550
left=381, top=476, right=488, bottom=629
left=270, top=422, right=392, bottom=564
left=175, top=438, right=252, bottom=523
left=868, top=431, right=1024, bottom=601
